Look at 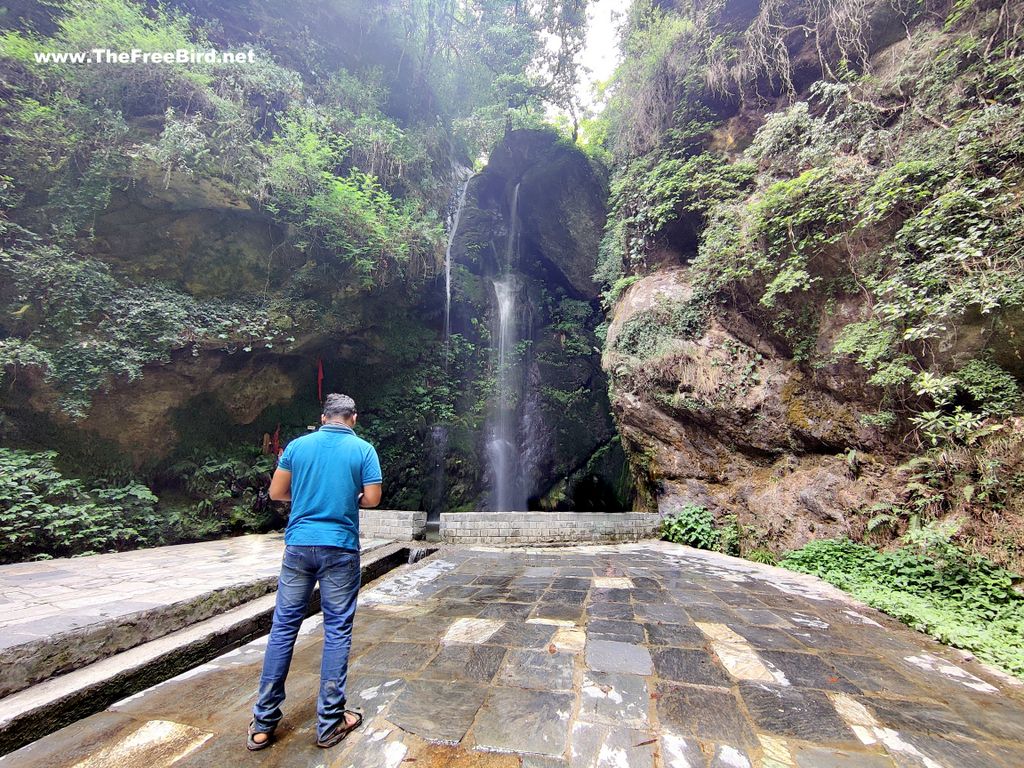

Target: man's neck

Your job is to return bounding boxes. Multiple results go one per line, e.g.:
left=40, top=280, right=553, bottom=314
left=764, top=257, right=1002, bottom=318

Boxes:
left=323, top=421, right=353, bottom=429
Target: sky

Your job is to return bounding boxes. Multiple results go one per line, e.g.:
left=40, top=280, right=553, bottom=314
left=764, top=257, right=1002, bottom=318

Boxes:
left=576, top=0, right=630, bottom=112
left=544, top=0, right=630, bottom=119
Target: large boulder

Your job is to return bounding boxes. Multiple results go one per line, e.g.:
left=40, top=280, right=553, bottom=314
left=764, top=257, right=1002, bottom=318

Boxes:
left=474, top=129, right=608, bottom=299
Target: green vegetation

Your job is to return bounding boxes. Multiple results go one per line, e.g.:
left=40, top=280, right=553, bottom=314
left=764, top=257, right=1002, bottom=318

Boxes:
left=614, top=295, right=710, bottom=358
left=0, top=0, right=590, bottom=420
left=0, top=446, right=282, bottom=563
left=661, top=504, right=752, bottom=558
left=782, top=530, right=1024, bottom=679
left=661, top=504, right=720, bottom=550
left=0, top=448, right=162, bottom=562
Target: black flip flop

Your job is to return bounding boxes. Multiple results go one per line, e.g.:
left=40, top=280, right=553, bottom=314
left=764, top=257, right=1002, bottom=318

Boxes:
left=247, top=720, right=274, bottom=751
left=316, top=710, right=363, bottom=748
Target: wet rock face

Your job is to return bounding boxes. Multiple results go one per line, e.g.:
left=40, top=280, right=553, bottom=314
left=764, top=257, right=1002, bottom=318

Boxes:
left=603, top=268, right=899, bottom=550
left=91, top=164, right=298, bottom=297
left=72, top=352, right=299, bottom=465
left=471, top=129, right=608, bottom=299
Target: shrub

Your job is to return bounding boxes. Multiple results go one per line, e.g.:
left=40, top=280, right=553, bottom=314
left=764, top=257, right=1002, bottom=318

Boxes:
left=955, top=359, right=1022, bottom=418
left=615, top=296, right=710, bottom=358
left=660, top=504, right=720, bottom=550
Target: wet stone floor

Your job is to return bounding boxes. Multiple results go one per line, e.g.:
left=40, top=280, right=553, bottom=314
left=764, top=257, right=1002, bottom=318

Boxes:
left=5, top=542, right=1024, bottom=768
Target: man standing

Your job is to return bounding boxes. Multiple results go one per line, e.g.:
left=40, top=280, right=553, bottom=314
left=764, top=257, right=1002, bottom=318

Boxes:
left=248, top=393, right=382, bottom=750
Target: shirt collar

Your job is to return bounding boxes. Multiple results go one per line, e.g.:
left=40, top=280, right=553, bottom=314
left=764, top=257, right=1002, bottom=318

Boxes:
left=320, top=424, right=355, bottom=434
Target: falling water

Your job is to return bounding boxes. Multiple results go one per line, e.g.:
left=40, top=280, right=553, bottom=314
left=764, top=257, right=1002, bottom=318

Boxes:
left=428, top=169, right=473, bottom=532
left=486, top=182, right=524, bottom=511
left=503, top=182, right=520, bottom=269
left=488, top=275, right=519, bottom=511
left=443, top=172, right=472, bottom=369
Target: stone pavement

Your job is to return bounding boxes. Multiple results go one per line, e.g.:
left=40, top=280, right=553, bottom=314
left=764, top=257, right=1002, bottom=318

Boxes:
left=5, top=542, right=1024, bottom=767
left=0, top=534, right=390, bottom=695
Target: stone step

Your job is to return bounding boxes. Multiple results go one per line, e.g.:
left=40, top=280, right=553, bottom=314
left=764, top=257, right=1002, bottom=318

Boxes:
left=0, top=543, right=427, bottom=756
left=0, top=535, right=393, bottom=700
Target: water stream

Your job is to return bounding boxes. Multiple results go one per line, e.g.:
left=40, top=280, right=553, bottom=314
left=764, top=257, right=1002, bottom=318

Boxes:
left=443, top=171, right=473, bottom=369
left=486, top=183, right=524, bottom=511
left=428, top=169, right=473, bottom=531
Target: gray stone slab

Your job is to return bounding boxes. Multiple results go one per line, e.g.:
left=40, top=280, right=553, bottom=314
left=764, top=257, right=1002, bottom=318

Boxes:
left=350, top=642, right=436, bottom=674
left=570, top=721, right=657, bottom=768
left=521, top=757, right=569, bottom=768
left=530, top=602, right=585, bottom=624
left=860, top=695, right=973, bottom=737
left=0, top=633, right=41, bottom=651
left=901, top=734, right=1019, bottom=768
left=471, top=687, right=574, bottom=756
left=579, top=671, right=649, bottom=727
left=683, top=604, right=741, bottom=624
left=822, top=654, right=920, bottom=697
left=590, top=588, right=632, bottom=603
left=733, top=608, right=793, bottom=627
left=418, top=644, right=506, bottom=683
left=659, top=731, right=711, bottom=767
left=656, top=682, right=756, bottom=745
left=387, top=679, right=487, bottom=743
left=586, top=639, right=653, bottom=675
left=344, top=674, right=407, bottom=719
left=710, top=743, right=755, bottom=768
left=545, top=590, right=587, bottom=606
left=498, top=649, right=575, bottom=692
left=551, top=577, right=591, bottom=591
left=587, top=618, right=645, bottom=643
left=947, top=690, right=1024, bottom=742
left=634, top=603, right=692, bottom=624
left=643, top=622, right=707, bottom=648
left=487, top=621, right=555, bottom=649
left=586, top=602, right=634, bottom=621
left=739, top=682, right=857, bottom=742
left=652, top=647, right=731, bottom=687
left=758, top=651, right=860, bottom=692
left=793, top=745, right=896, bottom=768
left=477, top=602, right=534, bottom=621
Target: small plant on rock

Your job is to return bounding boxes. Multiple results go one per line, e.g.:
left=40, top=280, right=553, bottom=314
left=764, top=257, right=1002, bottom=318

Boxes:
left=660, top=504, right=720, bottom=550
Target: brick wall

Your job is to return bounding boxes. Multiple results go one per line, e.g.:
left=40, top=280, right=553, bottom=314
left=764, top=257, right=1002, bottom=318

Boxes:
left=359, top=509, right=427, bottom=541
left=439, top=512, right=660, bottom=546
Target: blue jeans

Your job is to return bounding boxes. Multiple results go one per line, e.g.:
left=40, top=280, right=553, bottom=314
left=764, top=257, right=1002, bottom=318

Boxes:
left=252, top=545, right=361, bottom=741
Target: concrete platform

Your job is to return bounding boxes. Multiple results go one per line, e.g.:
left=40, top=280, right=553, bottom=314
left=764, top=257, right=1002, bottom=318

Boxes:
left=5, top=542, right=1023, bottom=767
left=0, top=534, right=390, bottom=698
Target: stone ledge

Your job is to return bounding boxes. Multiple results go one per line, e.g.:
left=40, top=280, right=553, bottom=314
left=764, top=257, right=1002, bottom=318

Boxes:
left=359, top=509, right=427, bottom=541
left=439, top=512, right=659, bottom=546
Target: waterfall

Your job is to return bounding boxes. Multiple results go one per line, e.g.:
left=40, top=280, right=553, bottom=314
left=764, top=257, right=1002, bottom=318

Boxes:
left=428, top=168, right=472, bottom=532
left=488, top=275, right=520, bottom=511
left=486, top=182, right=525, bottom=511
left=443, top=171, right=472, bottom=369
left=503, top=182, right=520, bottom=269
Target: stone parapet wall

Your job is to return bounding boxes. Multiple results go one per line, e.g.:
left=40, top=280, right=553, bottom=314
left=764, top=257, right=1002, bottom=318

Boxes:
left=440, top=512, right=659, bottom=545
left=359, top=509, right=428, bottom=541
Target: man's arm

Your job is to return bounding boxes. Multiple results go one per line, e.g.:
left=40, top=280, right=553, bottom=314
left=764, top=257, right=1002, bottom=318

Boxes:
left=359, top=483, right=382, bottom=508
left=269, top=468, right=292, bottom=502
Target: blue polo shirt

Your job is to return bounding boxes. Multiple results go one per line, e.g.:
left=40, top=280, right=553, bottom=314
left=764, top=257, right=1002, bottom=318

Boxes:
left=278, top=424, right=382, bottom=550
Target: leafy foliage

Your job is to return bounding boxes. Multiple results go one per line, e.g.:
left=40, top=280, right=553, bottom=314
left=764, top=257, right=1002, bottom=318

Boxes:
left=0, top=448, right=163, bottom=563
left=166, top=447, right=279, bottom=540
left=782, top=533, right=1024, bottom=678
left=614, top=295, right=711, bottom=358
left=661, top=504, right=720, bottom=550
